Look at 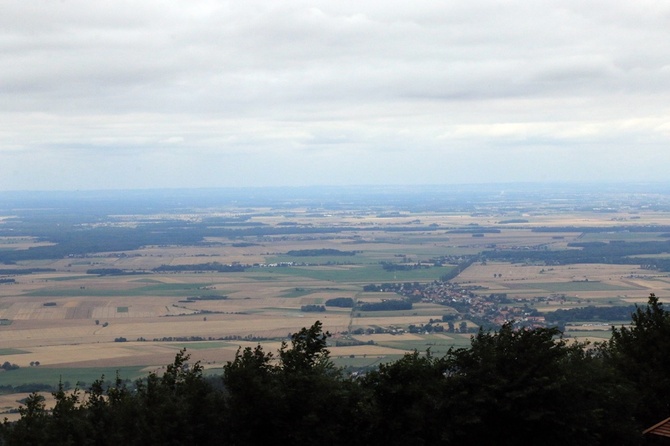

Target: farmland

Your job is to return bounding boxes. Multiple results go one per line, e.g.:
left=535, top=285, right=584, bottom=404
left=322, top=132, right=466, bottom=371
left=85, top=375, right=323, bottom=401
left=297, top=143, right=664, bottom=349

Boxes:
left=2, top=184, right=670, bottom=414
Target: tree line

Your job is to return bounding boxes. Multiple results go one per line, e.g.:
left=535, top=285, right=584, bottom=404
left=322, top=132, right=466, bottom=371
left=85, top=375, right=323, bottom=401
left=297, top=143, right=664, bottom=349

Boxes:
left=2, top=294, right=670, bottom=445
left=483, top=239, right=670, bottom=271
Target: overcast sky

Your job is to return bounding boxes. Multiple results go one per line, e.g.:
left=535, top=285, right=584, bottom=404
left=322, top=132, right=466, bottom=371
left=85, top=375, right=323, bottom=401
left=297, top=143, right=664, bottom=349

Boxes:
left=1, top=1, right=670, bottom=191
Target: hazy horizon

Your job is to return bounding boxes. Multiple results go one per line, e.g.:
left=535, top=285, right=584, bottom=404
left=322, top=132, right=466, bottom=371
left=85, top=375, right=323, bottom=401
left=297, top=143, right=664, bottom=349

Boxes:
left=2, top=2, right=670, bottom=191
left=3, top=181, right=670, bottom=203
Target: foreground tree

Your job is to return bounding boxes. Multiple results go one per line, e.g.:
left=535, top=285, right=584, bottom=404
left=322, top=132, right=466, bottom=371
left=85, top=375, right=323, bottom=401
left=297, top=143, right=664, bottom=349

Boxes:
left=444, top=323, right=637, bottom=445
left=360, top=322, right=638, bottom=446
left=223, top=321, right=360, bottom=445
left=1, top=351, right=224, bottom=446
left=606, top=293, right=670, bottom=428
left=0, top=393, right=49, bottom=445
left=222, top=344, right=281, bottom=444
left=1, top=313, right=665, bottom=445
left=361, top=350, right=449, bottom=446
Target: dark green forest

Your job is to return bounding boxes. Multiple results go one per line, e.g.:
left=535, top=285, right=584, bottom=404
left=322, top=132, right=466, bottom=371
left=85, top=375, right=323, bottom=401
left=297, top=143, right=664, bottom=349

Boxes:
left=2, top=295, right=670, bottom=445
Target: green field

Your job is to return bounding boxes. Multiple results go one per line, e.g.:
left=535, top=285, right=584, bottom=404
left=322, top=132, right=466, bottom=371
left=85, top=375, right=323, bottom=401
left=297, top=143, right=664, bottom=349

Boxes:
left=353, top=334, right=474, bottom=355
left=265, top=265, right=453, bottom=283
left=24, top=282, right=215, bottom=298
left=579, top=232, right=667, bottom=242
left=353, top=309, right=446, bottom=318
left=0, top=366, right=148, bottom=388
left=246, top=275, right=280, bottom=281
left=331, top=354, right=406, bottom=369
left=279, top=287, right=348, bottom=298
left=0, top=349, right=29, bottom=356
left=269, top=255, right=369, bottom=265
left=45, top=275, right=91, bottom=282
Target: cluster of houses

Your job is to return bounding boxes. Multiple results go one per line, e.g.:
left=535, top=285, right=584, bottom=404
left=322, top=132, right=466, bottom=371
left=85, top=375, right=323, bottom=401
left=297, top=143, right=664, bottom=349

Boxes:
left=393, top=280, right=552, bottom=329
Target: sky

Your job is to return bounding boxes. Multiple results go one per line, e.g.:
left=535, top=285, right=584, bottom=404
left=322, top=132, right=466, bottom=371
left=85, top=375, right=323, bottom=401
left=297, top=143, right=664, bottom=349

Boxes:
left=1, top=1, right=670, bottom=191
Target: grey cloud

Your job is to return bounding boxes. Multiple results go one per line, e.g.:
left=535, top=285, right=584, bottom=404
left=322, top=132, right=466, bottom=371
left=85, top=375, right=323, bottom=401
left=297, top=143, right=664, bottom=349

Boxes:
left=1, top=1, right=670, bottom=190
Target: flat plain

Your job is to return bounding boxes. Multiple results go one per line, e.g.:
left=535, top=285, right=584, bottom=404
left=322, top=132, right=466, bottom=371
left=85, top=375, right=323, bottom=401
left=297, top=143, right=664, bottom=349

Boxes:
left=2, top=186, right=670, bottom=415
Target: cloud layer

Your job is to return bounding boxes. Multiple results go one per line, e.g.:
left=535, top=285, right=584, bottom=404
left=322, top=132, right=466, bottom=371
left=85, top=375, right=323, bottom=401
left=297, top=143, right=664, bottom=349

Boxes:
left=2, top=1, right=670, bottom=190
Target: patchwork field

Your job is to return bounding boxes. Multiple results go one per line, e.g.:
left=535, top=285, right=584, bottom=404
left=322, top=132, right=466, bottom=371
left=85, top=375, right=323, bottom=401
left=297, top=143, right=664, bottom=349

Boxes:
left=2, top=190, right=670, bottom=417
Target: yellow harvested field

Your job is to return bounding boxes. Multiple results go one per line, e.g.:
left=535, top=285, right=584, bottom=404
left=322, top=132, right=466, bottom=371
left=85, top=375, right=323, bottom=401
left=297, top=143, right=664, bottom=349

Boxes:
left=457, top=262, right=665, bottom=300
left=0, top=312, right=350, bottom=348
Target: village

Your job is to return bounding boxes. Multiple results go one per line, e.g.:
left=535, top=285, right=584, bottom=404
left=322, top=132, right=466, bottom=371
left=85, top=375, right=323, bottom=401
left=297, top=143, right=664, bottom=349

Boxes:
left=362, top=278, right=558, bottom=334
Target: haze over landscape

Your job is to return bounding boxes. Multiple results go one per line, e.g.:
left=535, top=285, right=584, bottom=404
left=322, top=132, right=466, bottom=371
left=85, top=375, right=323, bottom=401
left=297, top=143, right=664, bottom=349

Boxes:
left=2, top=1, right=670, bottom=190
left=5, top=3, right=670, bottom=442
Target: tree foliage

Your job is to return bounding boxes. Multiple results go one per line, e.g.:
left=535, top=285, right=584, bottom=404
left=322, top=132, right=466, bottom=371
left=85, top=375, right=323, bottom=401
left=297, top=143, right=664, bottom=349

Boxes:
left=3, top=303, right=670, bottom=445
left=444, top=324, right=636, bottom=445
left=606, top=293, right=670, bottom=427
